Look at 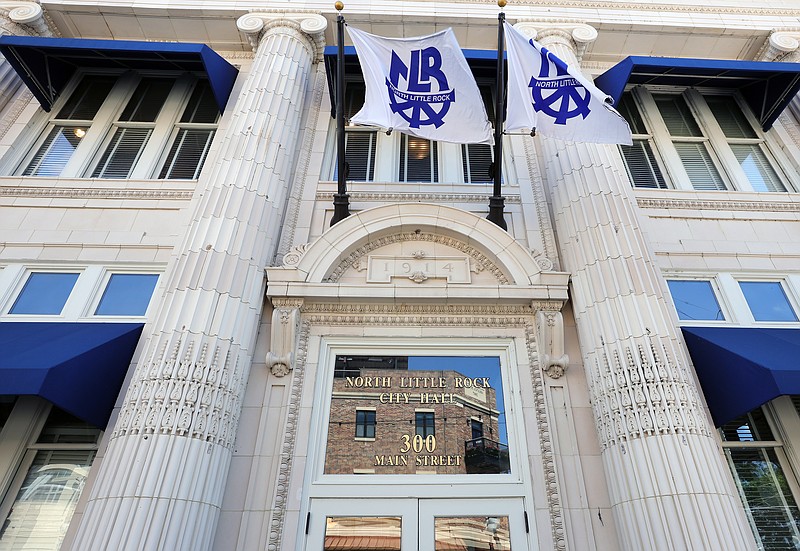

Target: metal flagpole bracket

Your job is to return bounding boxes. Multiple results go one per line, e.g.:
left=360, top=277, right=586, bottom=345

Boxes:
left=486, top=2, right=508, bottom=231
left=330, top=1, right=351, bottom=226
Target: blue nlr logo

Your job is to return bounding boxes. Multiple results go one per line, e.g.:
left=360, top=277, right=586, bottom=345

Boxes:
left=386, top=47, right=455, bottom=128
left=528, top=45, right=591, bottom=125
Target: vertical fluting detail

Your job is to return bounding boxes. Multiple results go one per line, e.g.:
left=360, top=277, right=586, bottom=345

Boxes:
left=68, top=15, right=326, bottom=551
left=518, top=21, right=757, bottom=551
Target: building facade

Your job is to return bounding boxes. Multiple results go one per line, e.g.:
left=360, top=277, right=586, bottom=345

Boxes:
left=0, top=1, right=799, bottom=550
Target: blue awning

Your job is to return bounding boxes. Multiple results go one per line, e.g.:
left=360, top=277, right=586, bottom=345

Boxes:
left=0, top=322, right=144, bottom=428
left=682, top=326, right=800, bottom=427
left=594, top=56, right=800, bottom=130
left=0, top=35, right=238, bottom=113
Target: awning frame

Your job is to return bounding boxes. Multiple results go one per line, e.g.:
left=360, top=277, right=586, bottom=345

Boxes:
left=594, top=56, right=800, bottom=131
left=0, top=35, right=239, bottom=113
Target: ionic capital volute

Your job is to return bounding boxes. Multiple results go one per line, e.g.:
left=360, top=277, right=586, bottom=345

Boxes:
left=237, top=11, right=327, bottom=61
left=757, top=29, right=800, bottom=62
left=534, top=306, right=569, bottom=379
left=266, top=299, right=304, bottom=377
left=512, top=19, right=597, bottom=64
left=0, top=1, right=55, bottom=37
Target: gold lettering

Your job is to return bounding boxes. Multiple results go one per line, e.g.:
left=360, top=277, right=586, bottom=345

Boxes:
left=454, top=378, right=464, bottom=388
left=481, top=377, right=491, bottom=388
left=403, top=393, right=411, bottom=404
left=379, top=393, right=389, bottom=404
left=346, top=376, right=355, bottom=387
left=381, top=377, right=392, bottom=387
left=439, top=377, right=447, bottom=388
left=400, top=377, right=409, bottom=388
left=420, top=393, right=429, bottom=404
left=375, top=455, right=385, bottom=466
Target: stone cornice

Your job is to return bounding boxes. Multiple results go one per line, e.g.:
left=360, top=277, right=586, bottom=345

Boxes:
left=0, top=186, right=194, bottom=200
left=315, top=191, right=522, bottom=203
left=636, top=196, right=800, bottom=213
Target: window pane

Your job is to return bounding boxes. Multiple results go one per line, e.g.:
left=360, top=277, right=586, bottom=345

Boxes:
left=180, top=81, right=219, bottom=124
left=344, top=83, right=366, bottom=120
left=462, top=144, right=493, bottom=184
left=0, top=450, right=96, bottom=551
left=434, top=516, right=511, bottom=551
left=159, top=129, right=215, bottom=180
left=94, top=273, right=158, bottom=316
left=729, top=144, right=786, bottom=192
left=618, top=92, right=648, bottom=134
left=23, top=126, right=88, bottom=177
left=706, top=96, right=758, bottom=139
left=620, top=139, right=666, bottom=189
left=739, top=281, right=798, bottom=322
left=119, top=78, right=173, bottom=122
left=667, top=280, right=724, bottom=321
left=9, top=273, right=79, bottom=315
left=673, top=142, right=726, bottom=191
left=415, top=412, right=435, bottom=438
left=727, top=447, right=800, bottom=550
left=91, top=127, right=153, bottom=178
left=334, top=131, right=376, bottom=182
left=37, top=408, right=101, bottom=444
left=325, top=517, right=401, bottom=551
left=55, top=76, right=115, bottom=120
left=721, top=410, right=776, bottom=443
left=655, top=95, right=703, bottom=137
left=400, top=135, right=438, bottom=182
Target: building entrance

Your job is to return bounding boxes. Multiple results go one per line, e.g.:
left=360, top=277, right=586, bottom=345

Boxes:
left=306, top=497, right=529, bottom=550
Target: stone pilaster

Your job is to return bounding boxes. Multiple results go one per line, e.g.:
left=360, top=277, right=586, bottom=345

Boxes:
left=67, top=13, right=326, bottom=551
left=516, top=20, right=757, bottom=551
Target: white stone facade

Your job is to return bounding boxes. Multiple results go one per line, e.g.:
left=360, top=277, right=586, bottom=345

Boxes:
left=0, top=1, right=799, bottom=551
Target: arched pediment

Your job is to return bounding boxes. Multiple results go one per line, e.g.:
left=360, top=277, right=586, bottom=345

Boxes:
left=278, top=204, right=547, bottom=286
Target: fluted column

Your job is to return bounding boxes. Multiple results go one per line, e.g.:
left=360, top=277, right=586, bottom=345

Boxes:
left=516, top=21, right=757, bottom=551
left=68, top=13, right=326, bottom=551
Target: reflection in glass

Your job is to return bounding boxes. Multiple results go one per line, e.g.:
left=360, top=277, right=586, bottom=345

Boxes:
left=739, top=281, right=798, bottom=322
left=666, top=280, right=724, bottom=321
left=326, top=356, right=509, bottom=475
left=434, top=516, right=511, bottom=550
left=324, top=516, right=401, bottom=551
left=9, top=272, right=79, bottom=315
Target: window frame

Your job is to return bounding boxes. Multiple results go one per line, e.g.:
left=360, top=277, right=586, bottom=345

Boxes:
left=735, top=278, right=800, bottom=324
left=622, top=86, right=799, bottom=193
left=665, top=277, right=729, bottom=324
left=354, top=408, right=377, bottom=441
left=7, top=70, right=215, bottom=181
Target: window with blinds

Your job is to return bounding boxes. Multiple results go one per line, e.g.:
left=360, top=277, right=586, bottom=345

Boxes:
left=0, top=408, right=100, bottom=551
left=706, top=96, right=787, bottom=193
left=462, top=85, right=495, bottom=184
left=721, top=408, right=800, bottom=550
left=655, top=94, right=726, bottom=191
left=332, top=83, right=378, bottom=182
left=22, top=76, right=116, bottom=177
left=17, top=73, right=222, bottom=180
left=616, top=93, right=667, bottom=189
left=400, top=135, right=438, bottom=183
left=159, top=80, right=219, bottom=179
left=92, top=78, right=174, bottom=178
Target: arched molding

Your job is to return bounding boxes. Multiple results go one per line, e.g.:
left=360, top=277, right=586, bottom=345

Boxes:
left=279, top=203, right=549, bottom=287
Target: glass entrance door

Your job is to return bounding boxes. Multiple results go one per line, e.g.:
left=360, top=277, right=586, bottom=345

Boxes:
left=306, top=498, right=529, bottom=550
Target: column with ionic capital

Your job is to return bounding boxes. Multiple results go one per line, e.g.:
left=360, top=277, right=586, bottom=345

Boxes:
left=67, top=13, right=326, bottom=551
left=515, top=21, right=757, bottom=551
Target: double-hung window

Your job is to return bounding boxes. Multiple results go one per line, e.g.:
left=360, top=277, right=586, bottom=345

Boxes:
left=618, top=88, right=795, bottom=192
left=17, top=73, right=218, bottom=180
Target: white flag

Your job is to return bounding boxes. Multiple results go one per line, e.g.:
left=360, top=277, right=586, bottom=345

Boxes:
left=504, top=23, right=632, bottom=145
left=347, top=26, right=493, bottom=144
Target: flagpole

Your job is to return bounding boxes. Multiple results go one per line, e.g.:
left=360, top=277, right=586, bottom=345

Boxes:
left=487, top=0, right=507, bottom=230
left=331, top=1, right=351, bottom=226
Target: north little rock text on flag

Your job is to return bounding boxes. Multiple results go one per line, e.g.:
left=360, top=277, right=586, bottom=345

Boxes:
left=504, top=22, right=632, bottom=145
left=347, top=26, right=494, bottom=145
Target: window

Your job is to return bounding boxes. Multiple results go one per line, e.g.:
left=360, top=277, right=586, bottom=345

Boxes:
left=94, top=273, right=159, bottom=316
left=618, top=88, right=794, bottom=192
left=617, top=93, right=667, bottom=189
left=462, top=85, right=495, bottom=184
left=22, top=76, right=115, bottom=177
left=400, top=135, right=438, bottom=183
left=17, top=74, right=218, bottom=180
left=739, top=281, right=798, bottom=322
left=355, top=410, right=376, bottom=439
left=470, top=419, right=484, bottom=441
left=415, top=411, right=435, bottom=438
left=667, top=279, right=725, bottom=321
left=334, top=83, right=378, bottom=183
left=0, top=405, right=101, bottom=551
left=9, top=272, right=79, bottom=315
left=721, top=408, right=800, bottom=550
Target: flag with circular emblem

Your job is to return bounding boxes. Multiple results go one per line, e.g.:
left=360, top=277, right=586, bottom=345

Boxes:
left=347, top=26, right=493, bottom=145
left=504, top=22, right=632, bottom=145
